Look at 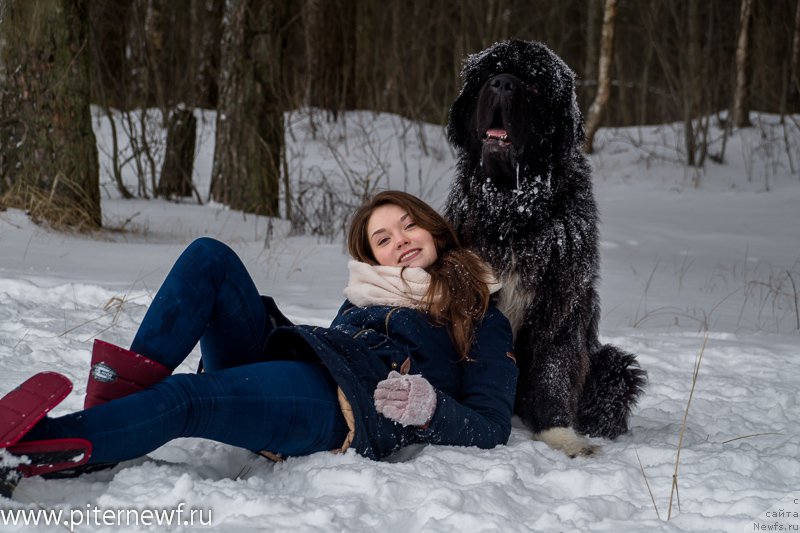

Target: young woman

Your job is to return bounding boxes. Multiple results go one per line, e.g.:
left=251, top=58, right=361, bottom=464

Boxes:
left=0, top=191, right=518, bottom=497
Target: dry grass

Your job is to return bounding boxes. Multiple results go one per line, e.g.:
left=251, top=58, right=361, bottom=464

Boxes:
left=635, top=449, right=661, bottom=520
left=667, top=332, right=708, bottom=520
left=0, top=177, right=100, bottom=232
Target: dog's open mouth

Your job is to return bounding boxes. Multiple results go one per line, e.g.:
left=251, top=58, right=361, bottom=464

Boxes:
left=481, top=108, right=512, bottom=146
left=483, top=128, right=511, bottom=145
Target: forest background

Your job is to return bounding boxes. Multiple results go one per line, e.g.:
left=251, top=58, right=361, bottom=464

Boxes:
left=1, top=0, right=799, bottom=233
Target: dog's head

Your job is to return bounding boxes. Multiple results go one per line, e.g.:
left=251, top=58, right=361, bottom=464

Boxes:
left=447, top=40, right=585, bottom=185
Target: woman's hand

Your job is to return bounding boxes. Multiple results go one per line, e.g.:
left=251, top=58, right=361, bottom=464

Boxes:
left=374, top=371, right=436, bottom=427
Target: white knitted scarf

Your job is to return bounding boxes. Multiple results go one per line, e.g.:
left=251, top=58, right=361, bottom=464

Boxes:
left=343, top=260, right=501, bottom=309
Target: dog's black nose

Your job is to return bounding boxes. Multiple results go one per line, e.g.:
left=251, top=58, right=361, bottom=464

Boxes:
left=488, top=74, right=522, bottom=95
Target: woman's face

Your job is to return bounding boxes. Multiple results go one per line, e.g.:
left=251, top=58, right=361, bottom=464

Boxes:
left=366, top=204, right=438, bottom=269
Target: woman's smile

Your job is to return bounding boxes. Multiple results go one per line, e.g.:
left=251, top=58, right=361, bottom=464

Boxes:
left=398, top=248, right=422, bottom=264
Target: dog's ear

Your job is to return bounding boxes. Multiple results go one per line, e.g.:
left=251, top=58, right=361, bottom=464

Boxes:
left=447, top=41, right=509, bottom=152
left=446, top=90, right=474, bottom=150
left=565, top=90, right=586, bottom=151
left=554, top=67, right=586, bottom=156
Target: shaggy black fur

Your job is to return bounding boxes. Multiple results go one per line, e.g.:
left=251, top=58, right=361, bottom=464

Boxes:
left=445, top=40, right=647, bottom=444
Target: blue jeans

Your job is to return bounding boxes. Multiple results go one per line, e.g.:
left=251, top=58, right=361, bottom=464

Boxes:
left=25, top=238, right=348, bottom=463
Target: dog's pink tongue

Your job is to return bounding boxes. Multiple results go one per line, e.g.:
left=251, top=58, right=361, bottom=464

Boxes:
left=486, top=128, right=507, bottom=137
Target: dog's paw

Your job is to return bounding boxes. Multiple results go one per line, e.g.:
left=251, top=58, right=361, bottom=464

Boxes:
left=534, top=427, right=601, bottom=458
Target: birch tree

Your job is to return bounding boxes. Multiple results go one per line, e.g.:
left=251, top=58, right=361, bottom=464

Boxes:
left=732, top=0, right=753, bottom=127
left=584, top=0, right=617, bottom=153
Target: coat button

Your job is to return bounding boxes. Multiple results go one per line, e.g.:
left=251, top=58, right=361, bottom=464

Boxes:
left=391, top=362, right=398, bottom=369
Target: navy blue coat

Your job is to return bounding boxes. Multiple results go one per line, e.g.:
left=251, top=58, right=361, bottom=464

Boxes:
left=262, top=297, right=518, bottom=461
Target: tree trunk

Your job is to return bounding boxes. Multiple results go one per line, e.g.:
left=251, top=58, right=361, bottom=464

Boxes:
left=732, top=0, right=753, bottom=127
left=583, top=0, right=600, bottom=111
left=210, top=0, right=285, bottom=217
left=88, top=0, right=134, bottom=109
left=158, top=107, right=197, bottom=199
left=189, top=0, right=224, bottom=108
left=353, top=0, right=377, bottom=112
left=614, top=46, right=632, bottom=125
left=161, top=0, right=192, bottom=109
left=301, top=0, right=356, bottom=115
left=0, top=0, right=101, bottom=229
left=638, top=41, right=654, bottom=125
left=684, top=0, right=701, bottom=167
left=301, top=0, right=323, bottom=109
left=584, top=0, right=617, bottom=153
left=144, top=0, right=167, bottom=111
left=791, top=0, right=800, bottom=96
left=121, top=0, right=150, bottom=107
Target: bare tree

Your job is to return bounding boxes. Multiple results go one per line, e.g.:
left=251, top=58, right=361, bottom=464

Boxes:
left=732, top=0, right=753, bottom=127
left=0, top=0, right=101, bottom=228
left=584, top=0, right=618, bottom=153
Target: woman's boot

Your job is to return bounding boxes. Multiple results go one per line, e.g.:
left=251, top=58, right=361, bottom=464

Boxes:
left=85, top=340, right=171, bottom=409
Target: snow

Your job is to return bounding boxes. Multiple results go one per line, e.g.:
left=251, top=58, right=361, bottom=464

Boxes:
left=0, top=107, right=798, bottom=532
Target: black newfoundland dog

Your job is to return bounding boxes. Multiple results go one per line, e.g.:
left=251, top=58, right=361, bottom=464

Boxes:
left=445, top=39, right=646, bottom=457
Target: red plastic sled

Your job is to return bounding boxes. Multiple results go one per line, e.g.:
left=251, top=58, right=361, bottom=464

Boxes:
left=0, top=372, right=72, bottom=448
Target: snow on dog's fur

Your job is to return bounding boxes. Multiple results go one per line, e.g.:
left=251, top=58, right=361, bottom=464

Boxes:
left=445, top=40, right=647, bottom=457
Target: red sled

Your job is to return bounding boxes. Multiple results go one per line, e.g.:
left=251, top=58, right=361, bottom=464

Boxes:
left=9, top=438, right=92, bottom=477
left=1, top=372, right=93, bottom=496
left=0, top=372, right=72, bottom=448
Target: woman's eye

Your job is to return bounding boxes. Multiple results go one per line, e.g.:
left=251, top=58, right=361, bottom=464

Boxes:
left=404, top=223, right=416, bottom=230
left=377, top=237, right=390, bottom=246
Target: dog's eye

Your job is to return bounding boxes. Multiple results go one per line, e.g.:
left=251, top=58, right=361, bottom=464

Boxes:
left=526, top=83, right=539, bottom=96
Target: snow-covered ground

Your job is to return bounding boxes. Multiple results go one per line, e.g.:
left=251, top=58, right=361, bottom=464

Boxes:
left=0, top=108, right=798, bottom=532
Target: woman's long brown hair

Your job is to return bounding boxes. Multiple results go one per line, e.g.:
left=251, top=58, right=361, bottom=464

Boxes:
left=348, top=190, right=493, bottom=360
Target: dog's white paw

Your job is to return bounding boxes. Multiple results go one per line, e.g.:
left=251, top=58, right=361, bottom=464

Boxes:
left=534, top=427, right=600, bottom=458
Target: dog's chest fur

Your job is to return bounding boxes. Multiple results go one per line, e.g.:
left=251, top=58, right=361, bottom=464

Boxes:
left=494, top=256, right=534, bottom=339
